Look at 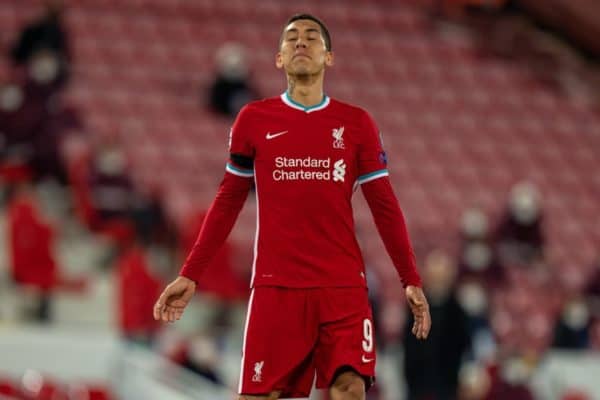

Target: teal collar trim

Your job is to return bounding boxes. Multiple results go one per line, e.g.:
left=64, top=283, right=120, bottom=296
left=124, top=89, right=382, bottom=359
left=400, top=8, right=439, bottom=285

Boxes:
left=280, top=92, right=330, bottom=113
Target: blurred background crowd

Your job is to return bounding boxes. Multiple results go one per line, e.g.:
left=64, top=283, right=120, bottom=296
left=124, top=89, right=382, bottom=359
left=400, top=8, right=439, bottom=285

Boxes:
left=0, top=0, right=599, bottom=399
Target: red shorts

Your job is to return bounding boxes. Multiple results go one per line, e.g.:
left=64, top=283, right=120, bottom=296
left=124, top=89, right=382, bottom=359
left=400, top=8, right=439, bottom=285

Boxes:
left=238, top=287, right=376, bottom=398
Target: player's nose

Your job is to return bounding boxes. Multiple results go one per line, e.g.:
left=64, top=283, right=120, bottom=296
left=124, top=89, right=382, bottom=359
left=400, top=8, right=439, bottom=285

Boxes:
left=295, top=38, right=307, bottom=48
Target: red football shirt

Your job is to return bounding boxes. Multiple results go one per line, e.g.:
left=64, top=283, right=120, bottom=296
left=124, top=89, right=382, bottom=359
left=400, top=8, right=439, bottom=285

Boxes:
left=181, top=93, right=420, bottom=288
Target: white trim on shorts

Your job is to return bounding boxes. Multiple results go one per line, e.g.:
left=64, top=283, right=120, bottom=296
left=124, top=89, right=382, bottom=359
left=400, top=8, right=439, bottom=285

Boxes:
left=238, top=288, right=256, bottom=394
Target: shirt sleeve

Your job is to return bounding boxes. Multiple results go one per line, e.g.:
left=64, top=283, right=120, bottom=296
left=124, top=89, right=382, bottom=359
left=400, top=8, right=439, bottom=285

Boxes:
left=180, top=105, right=256, bottom=283
left=180, top=170, right=252, bottom=284
left=361, top=175, right=422, bottom=288
left=357, top=110, right=389, bottom=185
left=225, top=104, right=255, bottom=178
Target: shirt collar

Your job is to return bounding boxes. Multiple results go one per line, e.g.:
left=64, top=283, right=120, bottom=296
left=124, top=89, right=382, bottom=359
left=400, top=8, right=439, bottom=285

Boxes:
left=280, top=91, right=330, bottom=113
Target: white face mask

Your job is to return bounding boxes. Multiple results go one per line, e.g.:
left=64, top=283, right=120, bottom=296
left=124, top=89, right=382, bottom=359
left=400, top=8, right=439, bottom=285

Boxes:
left=509, top=183, right=540, bottom=224
left=0, top=84, right=24, bottom=112
left=217, top=43, right=248, bottom=80
left=463, top=242, right=492, bottom=271
left=563, top=300, right=590, bottom=329
left=461, top=208, right=489, bottom=238
left=501, top=357, right=531, bottom=384
left=459, top=362, right=491, bottom=396
left=97, top=149, right=127, bottom=175
left=28, top=51, right=60, bottom=85
left=457, top=282, right=488, bottom=316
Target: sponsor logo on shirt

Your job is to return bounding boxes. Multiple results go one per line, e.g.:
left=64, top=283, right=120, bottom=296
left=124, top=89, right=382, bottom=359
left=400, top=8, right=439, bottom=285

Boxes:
left=272, top=156, right=346, bottom=183
left=333, top=159, right=346, bottom=182
left=332, top=126, right=345, bottom=149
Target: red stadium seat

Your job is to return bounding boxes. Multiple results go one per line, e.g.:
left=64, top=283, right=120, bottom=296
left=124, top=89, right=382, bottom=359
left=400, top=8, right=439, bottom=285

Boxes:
left=0, top=376, right=22, bottom=399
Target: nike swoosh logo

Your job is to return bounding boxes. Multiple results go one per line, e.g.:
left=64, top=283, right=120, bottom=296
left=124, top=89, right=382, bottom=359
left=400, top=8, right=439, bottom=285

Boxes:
left=266, top=130, right=288, bottom=140
left=361, top=355, right=374, bottom=363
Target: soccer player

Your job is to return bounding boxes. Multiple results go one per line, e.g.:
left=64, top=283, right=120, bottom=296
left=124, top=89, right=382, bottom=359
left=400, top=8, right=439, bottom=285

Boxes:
left=154, top=13, right=431, bottom=400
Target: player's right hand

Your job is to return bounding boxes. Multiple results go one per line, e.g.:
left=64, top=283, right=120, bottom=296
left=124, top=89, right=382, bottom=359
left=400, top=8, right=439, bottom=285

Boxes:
left=405, top=285, right=431, bottom=340
left=153, top=276, right=196, bottom=323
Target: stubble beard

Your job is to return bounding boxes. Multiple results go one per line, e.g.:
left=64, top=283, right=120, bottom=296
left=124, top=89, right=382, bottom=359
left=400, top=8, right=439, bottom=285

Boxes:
left=288, top=62, right=324, bottom=82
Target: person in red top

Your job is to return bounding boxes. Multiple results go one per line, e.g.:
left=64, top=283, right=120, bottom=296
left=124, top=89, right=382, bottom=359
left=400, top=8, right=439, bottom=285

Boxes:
left=154, top=14, right=431, bottom=400
left=116, top=242, right=161, bottom=344
left=8, top=182, right=57, bottom=322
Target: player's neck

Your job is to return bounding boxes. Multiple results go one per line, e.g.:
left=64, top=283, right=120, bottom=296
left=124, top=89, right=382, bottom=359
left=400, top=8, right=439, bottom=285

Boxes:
left=286, top=76, right=324, bottom=108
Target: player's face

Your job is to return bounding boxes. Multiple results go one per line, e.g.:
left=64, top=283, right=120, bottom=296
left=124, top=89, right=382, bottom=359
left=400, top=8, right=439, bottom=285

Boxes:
left=276, top=20, right=333, bottom=76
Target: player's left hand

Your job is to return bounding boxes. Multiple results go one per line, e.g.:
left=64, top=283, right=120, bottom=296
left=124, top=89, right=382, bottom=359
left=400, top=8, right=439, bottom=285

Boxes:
left=153, top=276, right=196, bottom=323
left=405, top=285, right=431, bottom=340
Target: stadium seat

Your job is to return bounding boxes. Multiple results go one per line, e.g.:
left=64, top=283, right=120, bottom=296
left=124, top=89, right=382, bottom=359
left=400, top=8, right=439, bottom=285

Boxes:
left=0, top=376, right=23, bottom=399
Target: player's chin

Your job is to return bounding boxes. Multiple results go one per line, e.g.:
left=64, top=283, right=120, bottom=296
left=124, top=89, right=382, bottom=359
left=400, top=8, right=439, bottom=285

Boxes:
left=288, top=62, right=313, bottom=74
left=289, top=68, right=310, bottom=77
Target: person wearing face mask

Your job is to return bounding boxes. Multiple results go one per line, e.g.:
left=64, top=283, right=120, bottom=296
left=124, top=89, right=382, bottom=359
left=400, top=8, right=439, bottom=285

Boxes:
left=70, top=137, right=172, bottom=263
left=88, top=139, right=136, bottom=224
left=65, top=136, right=138, bottom=255
left=208, top=42, right=258, bottom=118
left=0, top=78, right=73, bottom=184
left=1, top=17, right=79, bottom=185
left=552, top=296, right=591, bottom=349
left=456, top=280, right=496, bottom=362
left=457, top=362, right=491, bottom=400
left=403, top=250, right=471, bottom=400
left=10, top=0, right=70, bottom=88
left=495, top=182, right=545, bottom=266
left=458, top=207, right=504, bottom=286
left=487, top=353, right=535, bottom=400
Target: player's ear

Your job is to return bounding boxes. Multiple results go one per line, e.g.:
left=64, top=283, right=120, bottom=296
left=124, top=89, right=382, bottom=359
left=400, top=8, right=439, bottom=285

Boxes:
left=325, top=51, right=334, bottom=67
left=276, top=52, right=284, bottom=69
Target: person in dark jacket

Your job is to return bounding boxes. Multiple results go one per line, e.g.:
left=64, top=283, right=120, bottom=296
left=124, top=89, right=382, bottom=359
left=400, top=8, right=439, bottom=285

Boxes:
left=403, top=250, right=471, bottom=400
left=11, top=0, right=70, bottom=87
